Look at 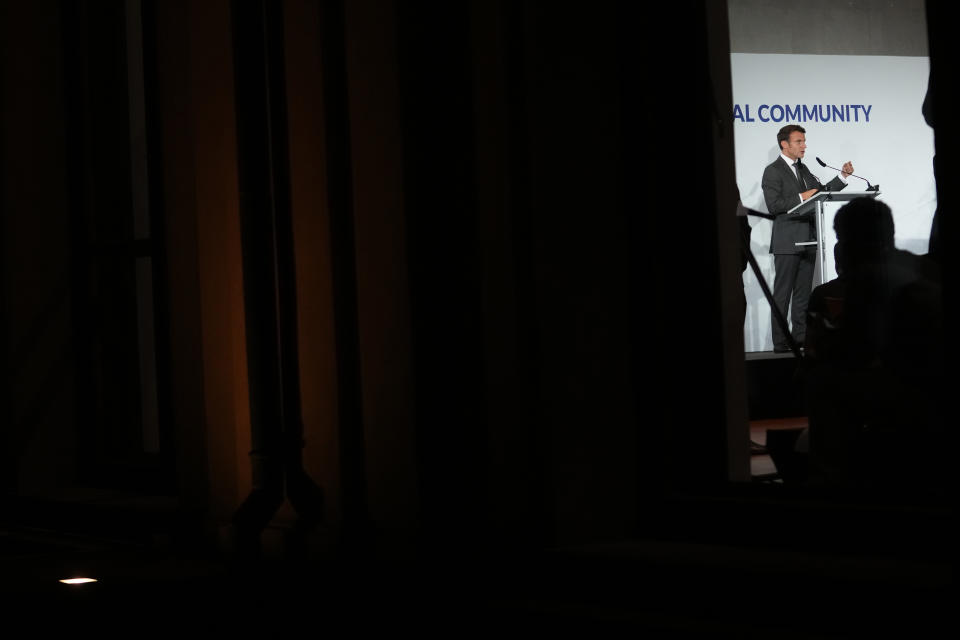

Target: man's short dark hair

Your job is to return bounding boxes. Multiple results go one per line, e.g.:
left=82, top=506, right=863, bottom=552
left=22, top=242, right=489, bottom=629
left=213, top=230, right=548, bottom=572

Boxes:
left=777, top=124, right=805, bottom=150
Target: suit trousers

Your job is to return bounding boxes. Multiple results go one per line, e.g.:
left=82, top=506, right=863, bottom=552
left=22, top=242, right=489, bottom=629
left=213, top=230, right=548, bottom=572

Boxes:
left=771, top=249, right=816, bottom=348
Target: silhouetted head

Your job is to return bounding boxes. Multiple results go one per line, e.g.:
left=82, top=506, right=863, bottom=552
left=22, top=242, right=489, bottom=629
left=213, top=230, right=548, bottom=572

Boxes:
left=833, top=198, right=895, bottom=275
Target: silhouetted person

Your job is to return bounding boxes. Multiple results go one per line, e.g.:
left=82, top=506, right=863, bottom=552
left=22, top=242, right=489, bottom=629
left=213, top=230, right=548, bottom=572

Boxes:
left=922, top=68, right=941, bottom=260
left=763, top=124, right=853, bottom=352
left=802, top=198, right=943, bottom=492
left=736, top=187, right=752, bottom=326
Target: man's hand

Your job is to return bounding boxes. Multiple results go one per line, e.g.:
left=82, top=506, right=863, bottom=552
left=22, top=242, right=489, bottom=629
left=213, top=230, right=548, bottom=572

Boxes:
left=801, top=188, right=819, bottom=201
left=841, top=161, right=854, bottom=178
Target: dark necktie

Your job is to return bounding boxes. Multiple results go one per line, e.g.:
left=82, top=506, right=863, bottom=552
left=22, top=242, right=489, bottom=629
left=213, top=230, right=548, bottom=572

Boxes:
left=793, top=160, right=805, bottom=190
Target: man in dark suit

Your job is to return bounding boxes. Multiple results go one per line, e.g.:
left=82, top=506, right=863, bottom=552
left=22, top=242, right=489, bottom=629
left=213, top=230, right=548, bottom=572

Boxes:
left=762, top=124, right=853, bottom=353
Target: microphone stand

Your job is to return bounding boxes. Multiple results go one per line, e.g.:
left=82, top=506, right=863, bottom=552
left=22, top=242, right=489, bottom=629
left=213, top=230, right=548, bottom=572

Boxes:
left=815, top=157, right=879, bottom=191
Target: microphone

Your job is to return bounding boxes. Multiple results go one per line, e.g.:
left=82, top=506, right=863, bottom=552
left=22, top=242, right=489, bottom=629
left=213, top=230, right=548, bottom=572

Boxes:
left=816, top=157, right=879, bottom=191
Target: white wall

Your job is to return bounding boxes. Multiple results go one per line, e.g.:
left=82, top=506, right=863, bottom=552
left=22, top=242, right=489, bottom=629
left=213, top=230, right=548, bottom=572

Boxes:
left=733, top=53, right=936, bottom=352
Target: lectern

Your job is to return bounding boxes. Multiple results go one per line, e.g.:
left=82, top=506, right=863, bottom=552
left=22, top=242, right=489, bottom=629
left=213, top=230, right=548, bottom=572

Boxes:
left=786, top=190, right=882, bottom=284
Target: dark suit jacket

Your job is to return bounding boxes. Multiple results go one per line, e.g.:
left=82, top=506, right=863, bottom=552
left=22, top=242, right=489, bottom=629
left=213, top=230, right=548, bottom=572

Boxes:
left=762, top=156, right=846, bottom=254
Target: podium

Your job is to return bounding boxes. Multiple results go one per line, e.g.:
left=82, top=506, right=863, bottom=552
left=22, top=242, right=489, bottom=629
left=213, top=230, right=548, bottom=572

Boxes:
left=786, top=190, right=882, bottom=284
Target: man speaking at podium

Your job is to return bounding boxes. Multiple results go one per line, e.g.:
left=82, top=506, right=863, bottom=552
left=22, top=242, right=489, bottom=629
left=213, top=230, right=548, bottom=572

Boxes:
left=762, top=124, right=854, bottom=353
